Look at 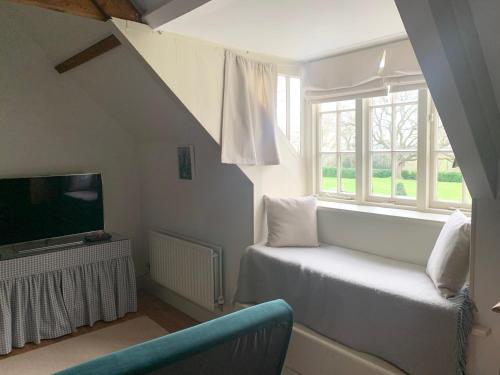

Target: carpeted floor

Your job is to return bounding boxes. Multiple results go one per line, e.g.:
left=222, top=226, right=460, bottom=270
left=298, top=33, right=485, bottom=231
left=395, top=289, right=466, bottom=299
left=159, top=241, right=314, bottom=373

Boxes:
left=0, top=316, right=167, bottom=375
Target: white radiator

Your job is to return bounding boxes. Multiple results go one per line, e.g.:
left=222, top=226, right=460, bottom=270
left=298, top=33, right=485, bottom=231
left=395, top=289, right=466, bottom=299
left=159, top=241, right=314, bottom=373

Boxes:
left=149, top=230, right=223, bottom=312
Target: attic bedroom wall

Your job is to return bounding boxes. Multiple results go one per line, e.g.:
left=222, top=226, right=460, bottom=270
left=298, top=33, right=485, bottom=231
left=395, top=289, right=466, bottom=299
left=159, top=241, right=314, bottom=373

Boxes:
left=113, top=20, right=308, bottom=242
left=1, top=1, right=255, bottom=312
left=0, top=11, right=144, bottom=272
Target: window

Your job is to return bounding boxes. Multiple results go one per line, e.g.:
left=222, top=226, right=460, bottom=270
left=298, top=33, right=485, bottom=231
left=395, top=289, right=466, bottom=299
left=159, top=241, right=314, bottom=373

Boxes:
left=277, top=75, right=301, bottom=152
left=315, top=88, right=470, bottom=211
left=430, top=109, right=471, bottom=208
left=318, top=100, right=356, bottom=196
left=368, top=90, right=419, bottom=202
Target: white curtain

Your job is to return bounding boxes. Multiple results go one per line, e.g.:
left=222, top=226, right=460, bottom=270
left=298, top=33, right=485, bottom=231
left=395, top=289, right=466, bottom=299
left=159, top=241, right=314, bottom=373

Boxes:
left=221, top=50, right=280, bottom=165
left=304, top=39, right=425, bottom=102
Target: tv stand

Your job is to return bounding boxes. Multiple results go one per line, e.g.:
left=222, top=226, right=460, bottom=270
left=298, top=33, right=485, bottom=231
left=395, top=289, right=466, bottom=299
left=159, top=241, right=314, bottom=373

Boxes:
left=0, top=234, right=137, bottom=354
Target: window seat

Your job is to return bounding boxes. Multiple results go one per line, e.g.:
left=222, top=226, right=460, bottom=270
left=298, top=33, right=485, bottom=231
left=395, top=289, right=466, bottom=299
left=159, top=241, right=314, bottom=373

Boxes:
left=234, top=243, right=472, bottom=375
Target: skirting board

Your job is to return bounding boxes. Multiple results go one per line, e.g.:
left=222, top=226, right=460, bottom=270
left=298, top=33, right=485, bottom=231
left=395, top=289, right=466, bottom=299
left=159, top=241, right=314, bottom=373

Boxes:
left=141, top=276, right=221, bottom=323
left=136, top=274, right=148, bottom=291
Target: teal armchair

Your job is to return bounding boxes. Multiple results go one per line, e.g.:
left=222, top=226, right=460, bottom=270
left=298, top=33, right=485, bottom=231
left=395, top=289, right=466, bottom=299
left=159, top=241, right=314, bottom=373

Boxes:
left=56, top=299, right=293, bottom=375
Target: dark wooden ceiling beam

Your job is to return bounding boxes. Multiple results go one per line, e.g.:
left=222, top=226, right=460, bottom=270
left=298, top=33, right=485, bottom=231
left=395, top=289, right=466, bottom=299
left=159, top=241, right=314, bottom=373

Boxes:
left=55, top=34, right=121, bottom=74
left=9, top=0, right=142, bottom=22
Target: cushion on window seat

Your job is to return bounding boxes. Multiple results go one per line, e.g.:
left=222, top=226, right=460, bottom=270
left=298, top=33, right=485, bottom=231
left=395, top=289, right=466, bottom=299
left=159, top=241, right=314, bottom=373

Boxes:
left=264, top=196, right=319, bottom=247
left=426, top=210, right=471, bottom=298
left=234, top=243, right=472, bottom=375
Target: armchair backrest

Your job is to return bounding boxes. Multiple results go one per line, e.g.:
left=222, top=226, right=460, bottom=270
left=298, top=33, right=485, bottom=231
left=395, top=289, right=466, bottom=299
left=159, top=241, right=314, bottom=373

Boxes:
left=56, top=299, right=293, bottom=375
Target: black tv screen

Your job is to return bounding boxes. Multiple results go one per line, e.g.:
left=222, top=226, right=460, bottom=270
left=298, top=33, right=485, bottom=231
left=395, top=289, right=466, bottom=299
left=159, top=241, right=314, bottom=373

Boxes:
left=0, top=174, right=104, bottom=246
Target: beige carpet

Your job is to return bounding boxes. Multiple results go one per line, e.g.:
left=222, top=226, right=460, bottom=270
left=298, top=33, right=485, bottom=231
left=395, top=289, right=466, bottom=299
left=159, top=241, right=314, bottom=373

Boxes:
left=0, top=316, right=168, bottom=375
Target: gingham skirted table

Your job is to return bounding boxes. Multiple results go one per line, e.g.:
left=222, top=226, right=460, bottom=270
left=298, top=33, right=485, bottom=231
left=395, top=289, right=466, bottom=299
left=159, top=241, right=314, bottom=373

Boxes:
left=0, top=238, right=137, bottom=355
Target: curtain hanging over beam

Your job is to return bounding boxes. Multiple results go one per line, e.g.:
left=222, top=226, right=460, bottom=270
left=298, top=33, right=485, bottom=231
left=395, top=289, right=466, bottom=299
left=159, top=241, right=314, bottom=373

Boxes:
left=221, top=51, right=280, bottom=166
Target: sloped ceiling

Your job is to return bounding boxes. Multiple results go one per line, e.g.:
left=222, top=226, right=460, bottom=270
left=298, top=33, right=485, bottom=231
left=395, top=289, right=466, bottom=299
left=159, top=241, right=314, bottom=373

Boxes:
left=0, top=1, right=203, bottom=144
left=468, top=0, right=500, bottom=114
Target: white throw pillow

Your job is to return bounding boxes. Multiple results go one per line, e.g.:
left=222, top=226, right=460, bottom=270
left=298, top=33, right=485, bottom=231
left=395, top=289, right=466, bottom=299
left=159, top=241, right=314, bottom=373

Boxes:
left=265, top=196, right=319, bottom=247
left=426, top=210, right=471, bottom=298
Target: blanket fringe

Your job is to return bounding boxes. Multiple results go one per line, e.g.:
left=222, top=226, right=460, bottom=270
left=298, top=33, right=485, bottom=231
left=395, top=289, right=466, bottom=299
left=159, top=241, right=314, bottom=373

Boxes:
left=451, top=285, right=475, bottom=375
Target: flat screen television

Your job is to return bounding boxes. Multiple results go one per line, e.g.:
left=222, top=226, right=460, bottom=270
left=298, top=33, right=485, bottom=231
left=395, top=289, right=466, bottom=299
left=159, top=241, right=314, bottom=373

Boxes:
left=0, top=173, right=104, bottom=246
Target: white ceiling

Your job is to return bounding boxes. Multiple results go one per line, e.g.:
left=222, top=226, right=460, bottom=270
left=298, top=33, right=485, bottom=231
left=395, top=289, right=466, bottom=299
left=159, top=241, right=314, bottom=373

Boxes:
left=156, top=0, right=407, bottom=61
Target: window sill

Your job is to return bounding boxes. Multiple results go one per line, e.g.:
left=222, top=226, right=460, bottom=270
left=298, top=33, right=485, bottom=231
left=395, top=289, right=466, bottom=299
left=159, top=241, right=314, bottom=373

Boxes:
left=317, top=199, right=451, bottom=223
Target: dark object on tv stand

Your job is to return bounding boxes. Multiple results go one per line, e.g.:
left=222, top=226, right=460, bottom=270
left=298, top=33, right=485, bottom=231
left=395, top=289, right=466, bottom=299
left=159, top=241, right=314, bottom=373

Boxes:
left=85, top=231, right=112, bottom=243
left=15, top=237, right=85, bottom=254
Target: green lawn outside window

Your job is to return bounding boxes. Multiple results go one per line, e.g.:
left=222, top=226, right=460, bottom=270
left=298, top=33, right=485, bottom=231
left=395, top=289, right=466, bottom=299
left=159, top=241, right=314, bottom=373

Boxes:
left=321, top=177, right=462, bottom=202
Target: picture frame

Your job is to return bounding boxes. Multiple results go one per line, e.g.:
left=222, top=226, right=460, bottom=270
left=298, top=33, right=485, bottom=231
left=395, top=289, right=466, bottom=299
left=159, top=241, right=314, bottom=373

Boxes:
left=177, top=145, right=195, bottom=180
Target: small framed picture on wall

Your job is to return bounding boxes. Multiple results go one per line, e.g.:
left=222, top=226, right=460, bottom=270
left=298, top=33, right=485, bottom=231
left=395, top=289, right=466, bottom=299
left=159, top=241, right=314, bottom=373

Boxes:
left=177, top=145, right=195, bottom=180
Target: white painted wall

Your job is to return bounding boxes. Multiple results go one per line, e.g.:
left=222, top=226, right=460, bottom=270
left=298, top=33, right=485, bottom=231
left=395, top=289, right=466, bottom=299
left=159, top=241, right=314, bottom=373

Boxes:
left=140, top=137, right=254, bottom=305
left=240, top=148, right=307, bottom=243
left=62, top=48, right=254, bottom=303
left=0, top=10, right=144, bottom=272
left=113, top=21, right=225, bottom=143
left=317, top=205, right=445, bottom=266
left=2, top=1, right=258, bottom=310
left=113, top=20, right=308, bottom=242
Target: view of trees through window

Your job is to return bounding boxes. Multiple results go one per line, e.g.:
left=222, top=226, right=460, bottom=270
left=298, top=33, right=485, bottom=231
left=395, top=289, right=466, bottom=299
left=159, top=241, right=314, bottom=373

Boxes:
left=432, top=113, right=471, bottom=205
left=369, top=90, right=418, bottom=200
left=317, top=89, right=470, bottom=209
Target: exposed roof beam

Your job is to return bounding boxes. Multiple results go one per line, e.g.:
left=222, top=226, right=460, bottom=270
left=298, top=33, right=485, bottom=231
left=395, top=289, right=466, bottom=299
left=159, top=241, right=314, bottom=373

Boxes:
left=8, top=0, right=142, bottom=22
left=55, top=35, right=121, bottom=74
left=144, top=0, right=211, bottom=30
left=395, top=0, right=498, bottom=199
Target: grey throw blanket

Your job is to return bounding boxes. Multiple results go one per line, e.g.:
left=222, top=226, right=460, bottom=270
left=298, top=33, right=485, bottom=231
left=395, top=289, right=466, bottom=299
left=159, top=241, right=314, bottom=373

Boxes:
left=234, top=244, right=473, bottom=375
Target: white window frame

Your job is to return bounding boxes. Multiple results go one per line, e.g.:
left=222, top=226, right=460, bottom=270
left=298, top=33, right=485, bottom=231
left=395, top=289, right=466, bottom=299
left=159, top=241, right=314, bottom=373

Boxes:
left=316, top=101, right=357, bottom=199
left=429, top=105, right=471, bottom=210
left=277, top=74, right=302, bottom=154
left=313, top=88, right=471, bottom=213
left=364, top=90, right=422, bottom=207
